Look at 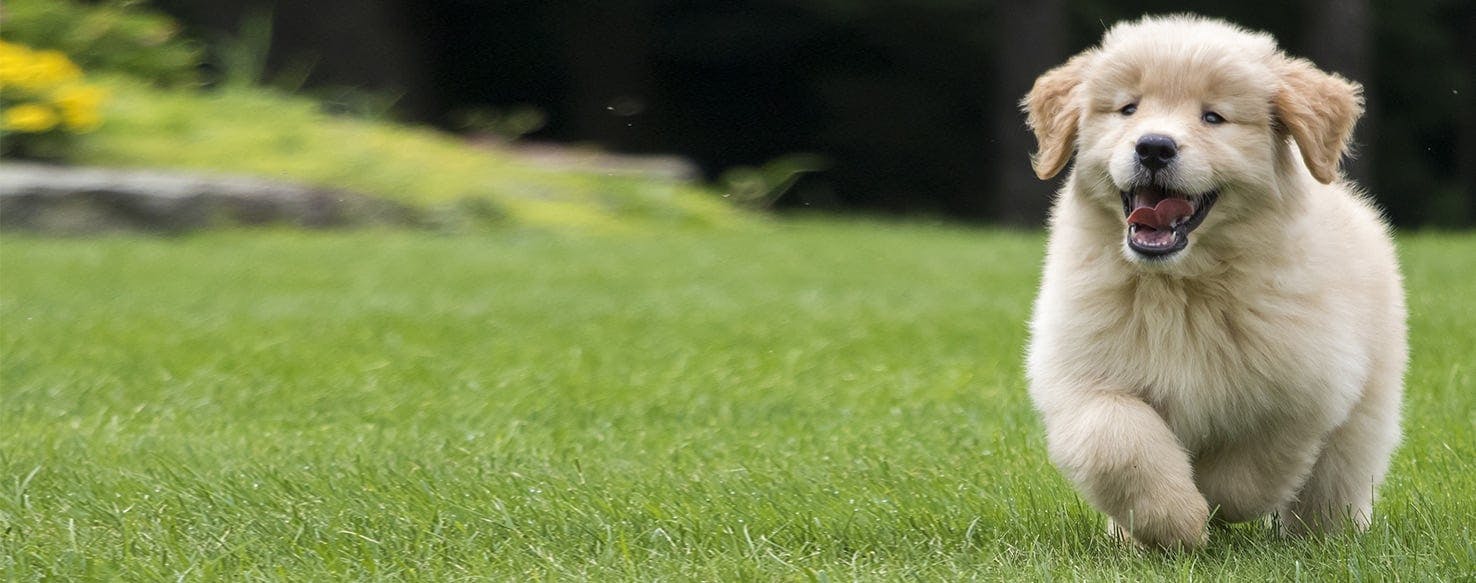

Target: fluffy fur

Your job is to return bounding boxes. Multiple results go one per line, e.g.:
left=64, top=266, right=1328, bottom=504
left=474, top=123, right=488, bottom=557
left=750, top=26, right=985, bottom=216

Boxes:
left=1022, top=15, right=1406, bottom=549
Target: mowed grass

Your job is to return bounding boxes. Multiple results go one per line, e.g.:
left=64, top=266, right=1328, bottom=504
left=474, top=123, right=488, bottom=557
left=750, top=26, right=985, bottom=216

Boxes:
left=1, top=221, right=1473, bottom=580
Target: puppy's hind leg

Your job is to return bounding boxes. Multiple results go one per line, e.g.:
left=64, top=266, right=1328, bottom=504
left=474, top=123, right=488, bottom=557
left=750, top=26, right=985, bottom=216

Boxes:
left=1194, top=425, right=1323, bottom=524
left=1039, top=389, right=1210, bottom=549
left=1281, top=373, right=1403, bottom=536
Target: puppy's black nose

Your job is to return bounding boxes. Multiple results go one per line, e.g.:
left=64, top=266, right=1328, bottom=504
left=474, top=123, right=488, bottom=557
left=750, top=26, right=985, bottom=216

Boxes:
left=1135, top=134, right=1177, bottom=171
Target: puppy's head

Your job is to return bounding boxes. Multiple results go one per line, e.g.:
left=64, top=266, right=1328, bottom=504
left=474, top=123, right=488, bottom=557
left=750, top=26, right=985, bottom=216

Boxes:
left=1023, top=15, right=1363, bottom=265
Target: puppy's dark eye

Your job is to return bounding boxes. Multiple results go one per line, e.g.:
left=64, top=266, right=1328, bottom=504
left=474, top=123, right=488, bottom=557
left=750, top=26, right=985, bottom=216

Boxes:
left=1202, top=111, right=1226, bottom=125
left=1120, top=103, right=1138, bottom=116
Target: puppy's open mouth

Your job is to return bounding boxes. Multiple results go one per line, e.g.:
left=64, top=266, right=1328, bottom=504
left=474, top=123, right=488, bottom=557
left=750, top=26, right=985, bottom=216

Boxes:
left=1120, top=186, right=1219, bottom=257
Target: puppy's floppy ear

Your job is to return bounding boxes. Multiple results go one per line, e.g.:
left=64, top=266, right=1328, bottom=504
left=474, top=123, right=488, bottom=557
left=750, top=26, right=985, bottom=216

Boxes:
left=1273, top=58, right=1364, bottom=184
left=1021, top=53, right=1092, bottom=180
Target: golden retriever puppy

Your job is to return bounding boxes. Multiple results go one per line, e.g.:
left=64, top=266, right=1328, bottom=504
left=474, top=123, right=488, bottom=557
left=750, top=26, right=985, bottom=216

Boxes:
left=1022, top=15, right=1406, bottom=549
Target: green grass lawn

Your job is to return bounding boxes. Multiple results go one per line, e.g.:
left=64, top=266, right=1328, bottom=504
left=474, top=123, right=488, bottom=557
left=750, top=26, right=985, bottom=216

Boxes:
left=2, top=221, right=1473, bottom=580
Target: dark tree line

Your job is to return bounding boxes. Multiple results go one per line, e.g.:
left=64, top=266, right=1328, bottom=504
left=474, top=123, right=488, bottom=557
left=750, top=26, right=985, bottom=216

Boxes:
left=156, top=0, right=1473, bottom=227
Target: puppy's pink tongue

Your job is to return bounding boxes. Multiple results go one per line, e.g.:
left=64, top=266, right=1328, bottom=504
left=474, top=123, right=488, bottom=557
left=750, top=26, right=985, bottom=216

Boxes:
left=1128, top=198, right=1194, bottom=229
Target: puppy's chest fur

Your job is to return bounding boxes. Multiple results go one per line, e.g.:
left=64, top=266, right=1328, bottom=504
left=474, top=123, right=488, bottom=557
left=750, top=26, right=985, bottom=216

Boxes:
left=1063, top=268, right=1363, bottom=449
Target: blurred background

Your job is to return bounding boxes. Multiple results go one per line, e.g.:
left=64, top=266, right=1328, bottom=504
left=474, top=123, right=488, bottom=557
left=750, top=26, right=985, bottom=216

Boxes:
left=2, top=0, right=1471, bottom=229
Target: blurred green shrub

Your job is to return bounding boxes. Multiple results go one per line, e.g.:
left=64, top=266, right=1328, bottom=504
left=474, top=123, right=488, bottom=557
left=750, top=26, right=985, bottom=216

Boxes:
left=452, top=105, right=549, bottom=142
left=211, top=6, right=272, bottom=89
left=0, top=0, right=203, bottom=86
left=66, top=77, right=742, bottom=232
left=721, top=154, right=828, bottom=209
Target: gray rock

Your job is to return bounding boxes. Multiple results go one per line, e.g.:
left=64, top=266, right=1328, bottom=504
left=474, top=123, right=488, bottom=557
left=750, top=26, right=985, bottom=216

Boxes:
left=0, top=163, right=422, bottom=234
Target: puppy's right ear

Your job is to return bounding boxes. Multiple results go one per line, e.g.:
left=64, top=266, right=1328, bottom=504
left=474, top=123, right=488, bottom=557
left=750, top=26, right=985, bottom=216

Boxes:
left=1272, top=57, right=1364, bottom=184
left=1021, top=53, right=1092, bottom=180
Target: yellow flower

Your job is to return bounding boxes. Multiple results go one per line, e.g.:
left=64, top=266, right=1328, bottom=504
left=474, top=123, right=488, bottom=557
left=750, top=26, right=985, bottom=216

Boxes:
left=3, top=103, right=60, bottom=133
left=53, top=85, right=107, bottom=131
left=0, top=41, right=38, bottom=89
left=0, top=43, right=82, bottom=92
left=0, top=41, right=30, bottom=66
left=0, top=43, right=104, bottom=134
left=31, top=50, right=82, bottom=85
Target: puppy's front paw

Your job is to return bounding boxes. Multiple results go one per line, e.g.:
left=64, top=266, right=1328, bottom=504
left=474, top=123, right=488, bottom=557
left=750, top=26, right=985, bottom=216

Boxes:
left=1111, top=495, right=1210, bottom=550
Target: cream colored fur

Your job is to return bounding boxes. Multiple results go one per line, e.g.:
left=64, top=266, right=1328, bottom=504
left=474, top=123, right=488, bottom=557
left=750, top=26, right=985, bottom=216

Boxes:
left=1022, top=15, right=1406, bottom=549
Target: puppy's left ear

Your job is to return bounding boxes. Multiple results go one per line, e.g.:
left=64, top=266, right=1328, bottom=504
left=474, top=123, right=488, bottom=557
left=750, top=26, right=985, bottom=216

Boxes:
left=1273, top=58, right=1364, bottom=184
left=1021, top=52, right=1093, bottom=180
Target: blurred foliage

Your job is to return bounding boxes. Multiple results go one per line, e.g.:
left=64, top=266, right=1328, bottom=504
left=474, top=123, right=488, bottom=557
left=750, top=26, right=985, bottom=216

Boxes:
left=387, top=0, right=1471, bottom=227
left=721, top=153, right=828, bottom=209
left=4, top=0, right=1465, bottom=227
left=0, top=0, right=741, bottom=233
left=0, top=0, right=203, bottom=86
left=451, top=105, right=548, bottom=142
left=211, top=6, right=272, bottom=89
left=0, top=41, right=108, bottom=159
left=67, top=77, right=743, bottom=232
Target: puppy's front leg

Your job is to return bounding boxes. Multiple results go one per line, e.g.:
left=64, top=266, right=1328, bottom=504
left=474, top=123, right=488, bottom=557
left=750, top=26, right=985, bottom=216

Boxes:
left=1039, top=390, right=1209, bottom=549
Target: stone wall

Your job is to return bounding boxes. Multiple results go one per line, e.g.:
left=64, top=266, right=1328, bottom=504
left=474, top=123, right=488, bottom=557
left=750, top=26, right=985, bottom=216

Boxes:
left=1, top=164, right=420, bottom=234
